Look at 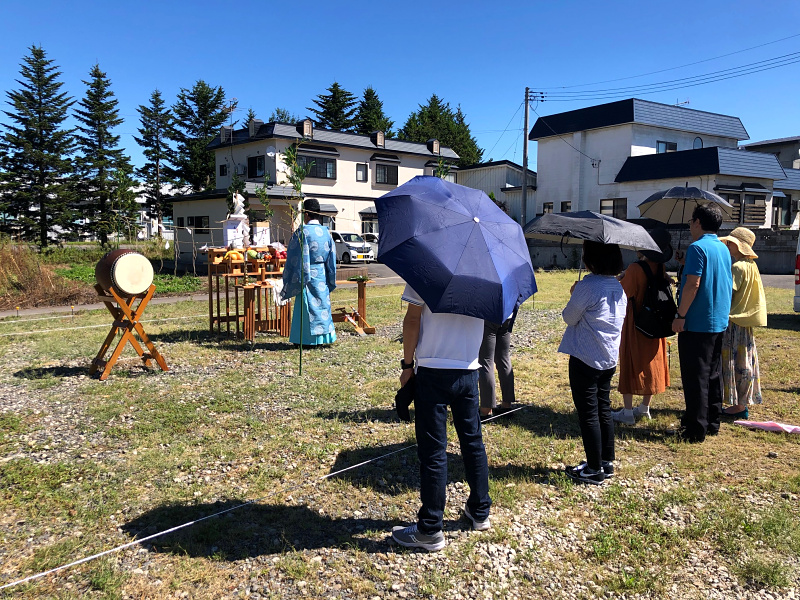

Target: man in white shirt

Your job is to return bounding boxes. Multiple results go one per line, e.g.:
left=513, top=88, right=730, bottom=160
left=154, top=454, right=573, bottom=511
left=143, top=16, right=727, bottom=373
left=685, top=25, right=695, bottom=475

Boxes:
left=391, top=284, right=492, bottom=551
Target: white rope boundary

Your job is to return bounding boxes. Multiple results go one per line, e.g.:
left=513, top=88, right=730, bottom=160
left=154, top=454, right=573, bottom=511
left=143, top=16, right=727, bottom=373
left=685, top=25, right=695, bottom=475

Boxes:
left=0, top=404, right=527, bottom=590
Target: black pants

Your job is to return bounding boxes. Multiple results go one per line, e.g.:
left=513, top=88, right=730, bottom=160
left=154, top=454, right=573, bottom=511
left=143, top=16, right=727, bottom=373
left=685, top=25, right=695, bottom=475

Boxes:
left=568, top=356, right=616, bottom=470
left=478, top=318, right=515, bottom=409
left=678, top=331, right=724, bottom=443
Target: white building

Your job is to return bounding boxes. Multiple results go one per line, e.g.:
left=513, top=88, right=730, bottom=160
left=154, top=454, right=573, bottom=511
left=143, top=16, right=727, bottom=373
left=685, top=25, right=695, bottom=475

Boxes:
left=530, top=98, right=789, bottom=229
left=170, top=119, right=458, bottom=254
left=456, top=160, right=536, bottom=224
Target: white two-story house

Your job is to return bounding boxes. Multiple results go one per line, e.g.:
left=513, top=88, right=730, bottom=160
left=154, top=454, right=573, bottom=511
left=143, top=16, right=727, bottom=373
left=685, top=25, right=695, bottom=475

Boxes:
left=530, top=98, right=787, bottom=229
left=170, top=119, right=458, bottom=253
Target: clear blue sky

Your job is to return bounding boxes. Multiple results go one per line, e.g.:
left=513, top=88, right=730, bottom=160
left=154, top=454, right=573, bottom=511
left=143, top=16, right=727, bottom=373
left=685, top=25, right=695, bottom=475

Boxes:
left=2, top=0, right=799, bottom=171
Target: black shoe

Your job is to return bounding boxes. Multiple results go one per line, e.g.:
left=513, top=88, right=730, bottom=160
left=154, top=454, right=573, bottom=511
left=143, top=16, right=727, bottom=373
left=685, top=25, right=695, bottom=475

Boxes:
left=565, top=463, right=606, bottom=485
left=569, top=460, right=614, bottom=478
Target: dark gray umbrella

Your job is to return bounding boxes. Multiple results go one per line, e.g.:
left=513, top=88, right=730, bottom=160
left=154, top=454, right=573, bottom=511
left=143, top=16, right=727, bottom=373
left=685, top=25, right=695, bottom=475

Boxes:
left=524, top=210, right=660, bottom=251
left=637, top=184, right=733, bottom=224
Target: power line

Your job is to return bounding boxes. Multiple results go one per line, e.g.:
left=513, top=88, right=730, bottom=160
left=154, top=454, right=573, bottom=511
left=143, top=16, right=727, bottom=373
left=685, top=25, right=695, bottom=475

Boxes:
left=535, top=32, right=800, bottom=90
left=533, top=53, right=800, bottom=102
left=530, top=103, right=599, bottom=165
left=483, top=101, right=524, bottom=159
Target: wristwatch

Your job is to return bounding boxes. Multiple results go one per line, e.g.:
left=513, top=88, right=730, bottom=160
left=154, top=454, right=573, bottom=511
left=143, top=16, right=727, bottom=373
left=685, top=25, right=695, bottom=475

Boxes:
left=400, top=359, right=414, bottom=370
left=674, top=312, right=686, bottom=319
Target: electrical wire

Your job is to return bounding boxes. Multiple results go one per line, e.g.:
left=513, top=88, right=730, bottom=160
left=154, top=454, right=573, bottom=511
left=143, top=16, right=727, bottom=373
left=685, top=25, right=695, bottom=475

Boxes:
left=534, top=52, right=800, bottom=102
left=530, top=104, right=599, bottom=164
left=535, top=32, right=800, bottom=90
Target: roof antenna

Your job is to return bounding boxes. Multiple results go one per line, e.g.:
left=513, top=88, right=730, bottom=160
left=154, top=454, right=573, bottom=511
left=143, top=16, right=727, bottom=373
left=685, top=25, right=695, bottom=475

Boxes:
left=674, top=98, right=690, bottom=106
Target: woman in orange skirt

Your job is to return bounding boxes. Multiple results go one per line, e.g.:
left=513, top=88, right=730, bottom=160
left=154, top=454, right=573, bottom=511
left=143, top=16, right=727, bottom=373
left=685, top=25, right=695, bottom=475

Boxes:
left=612, top=229, right=673, bottom=425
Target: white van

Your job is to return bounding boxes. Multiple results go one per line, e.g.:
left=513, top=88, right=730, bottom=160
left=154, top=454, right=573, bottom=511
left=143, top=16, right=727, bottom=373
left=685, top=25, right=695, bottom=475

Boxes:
left=330, top=231, right=374, bottom=264
left=795, top=235, right=800, bottom=312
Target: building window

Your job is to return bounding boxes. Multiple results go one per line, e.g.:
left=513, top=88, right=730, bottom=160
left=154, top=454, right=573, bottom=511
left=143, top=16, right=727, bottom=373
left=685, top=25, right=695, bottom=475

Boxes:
left=443, top=171, right=456, bottom=183
left=542, top=202, right=553, bottom=214
left=321, top=215, right=335, bottom=229
left=600, top=198, right=627, bottom=220
left=561, top=201, right=571, bottom=212
left=656, top=141, right=677, bottom=154
left=361, top=218, right=378, bottom=234
left=774, top=194, right=793, bottom=227
left=219, top=164, right=228, bottom=177
left=693, top=137, right=703, bottom=150
left=247, top=155, right=265, bottom=178
left=297, top=155, right=336, bottom=180
left=376, top=164, right=398, bottom=185
left=356, top=163, right=368, bottom=182
left=187, top=215, right=210, bottom=235
left=177, top=217, right=184, bottom=227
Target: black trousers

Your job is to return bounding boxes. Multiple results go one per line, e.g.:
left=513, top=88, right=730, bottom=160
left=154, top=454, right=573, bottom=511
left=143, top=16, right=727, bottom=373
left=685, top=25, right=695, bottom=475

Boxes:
left=678, top=331, right=724, bottom=443
left=568, top=356, right=616, bottom=470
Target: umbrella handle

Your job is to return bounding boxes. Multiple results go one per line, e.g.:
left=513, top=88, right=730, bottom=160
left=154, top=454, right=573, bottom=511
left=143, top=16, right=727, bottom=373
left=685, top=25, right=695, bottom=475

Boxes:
left=578, top=246, right=584, bottom=281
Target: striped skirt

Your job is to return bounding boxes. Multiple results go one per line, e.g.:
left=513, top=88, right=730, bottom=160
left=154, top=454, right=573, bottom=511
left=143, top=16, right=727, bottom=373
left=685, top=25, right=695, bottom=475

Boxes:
left=721, top=322, right=762, bottom=406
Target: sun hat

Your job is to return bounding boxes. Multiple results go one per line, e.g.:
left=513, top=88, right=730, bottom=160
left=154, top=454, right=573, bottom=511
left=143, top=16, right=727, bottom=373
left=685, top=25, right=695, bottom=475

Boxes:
left=640, top=228, right=673, bottom=263
left=719, top=227, right=758, bottom=259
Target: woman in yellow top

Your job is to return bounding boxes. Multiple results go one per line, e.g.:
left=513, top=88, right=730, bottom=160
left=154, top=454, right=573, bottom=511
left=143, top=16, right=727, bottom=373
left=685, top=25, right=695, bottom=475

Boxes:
left=718, top=227, right=767, bottom=418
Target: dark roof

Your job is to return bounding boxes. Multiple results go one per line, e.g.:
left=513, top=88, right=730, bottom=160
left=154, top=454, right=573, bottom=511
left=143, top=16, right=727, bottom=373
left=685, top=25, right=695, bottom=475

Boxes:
left=457, top=159, right=536, bottom=175
left=530, top=98, right=749, bottom=141
left=500, top=185, right=536, bottom=193
left=774, top=168, right=800, bottom=191
left=741, top=135, right=800, bottom=148
left=615, top=147, right=785, bottom=183
left=370, top=153, right=401, bottom=163
left=168, top=183, right=298, bottom=203
left=208, top=122, right=459, bottom=159
left=359, top=205, right=377, bottom=215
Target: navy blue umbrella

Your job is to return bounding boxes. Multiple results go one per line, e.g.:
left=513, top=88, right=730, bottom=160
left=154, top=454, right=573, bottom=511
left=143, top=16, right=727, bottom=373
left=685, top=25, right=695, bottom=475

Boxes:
left=376, top=176, right=537, bottom=324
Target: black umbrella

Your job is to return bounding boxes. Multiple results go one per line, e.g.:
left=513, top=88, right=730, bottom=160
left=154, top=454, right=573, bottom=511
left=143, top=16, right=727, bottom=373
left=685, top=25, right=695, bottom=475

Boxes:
left=523, top=211, right=660, bottom=251
left=637, top=184, right=733, bottom=224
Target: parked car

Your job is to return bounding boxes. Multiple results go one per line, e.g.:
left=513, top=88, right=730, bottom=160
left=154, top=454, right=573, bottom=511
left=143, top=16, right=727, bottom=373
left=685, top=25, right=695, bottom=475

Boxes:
left=331, top=231, right=374, bottom=264
left=363, top=233, right=379, bottom=261
left=795, top=235, right=800, bottom=312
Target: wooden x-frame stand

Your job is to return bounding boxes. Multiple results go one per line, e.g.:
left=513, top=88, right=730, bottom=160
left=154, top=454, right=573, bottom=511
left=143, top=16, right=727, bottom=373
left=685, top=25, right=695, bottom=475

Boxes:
left=89, top=284, right=169, bottom=381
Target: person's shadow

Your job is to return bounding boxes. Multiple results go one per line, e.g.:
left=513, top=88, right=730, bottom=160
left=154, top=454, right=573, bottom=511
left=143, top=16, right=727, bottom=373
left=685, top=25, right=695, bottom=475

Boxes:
left=122, top=502, right=397, bottom=560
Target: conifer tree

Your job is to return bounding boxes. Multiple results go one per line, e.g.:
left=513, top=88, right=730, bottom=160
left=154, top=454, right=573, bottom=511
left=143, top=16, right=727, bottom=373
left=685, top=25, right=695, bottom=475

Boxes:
left=134, top=89, right=176, bottom=230
left=244, top=107, right=257, bottom=124
left=399, top=95, right=483, bottom=167
left=307, top=82, right=357, bottom=130
left=74, top=64, right=132, bottom=246
left=270, top=107, right=299, bottom=123
left=0, top=45, right=75, bottom=246
left=172, top=80, right=227, bottom=192
left=354, top=87, right=394, bottom=137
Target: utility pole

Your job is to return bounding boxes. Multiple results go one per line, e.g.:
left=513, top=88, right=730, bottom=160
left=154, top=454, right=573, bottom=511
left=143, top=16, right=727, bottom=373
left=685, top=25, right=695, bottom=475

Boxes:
left=521, top=87, right=530, bottom=227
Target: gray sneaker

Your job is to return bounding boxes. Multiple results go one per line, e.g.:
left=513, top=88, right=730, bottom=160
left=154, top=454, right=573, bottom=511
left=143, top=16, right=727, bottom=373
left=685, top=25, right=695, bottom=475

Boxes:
left=612, top=408, right=635, bottom=425
left=391, top=524, right=446, bottom=551
left=464, top=504, right=491, bottom=531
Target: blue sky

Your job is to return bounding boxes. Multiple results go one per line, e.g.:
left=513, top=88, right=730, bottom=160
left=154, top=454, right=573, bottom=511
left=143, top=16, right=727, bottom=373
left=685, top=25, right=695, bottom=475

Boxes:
left=2, top=1, right=799, bottom=171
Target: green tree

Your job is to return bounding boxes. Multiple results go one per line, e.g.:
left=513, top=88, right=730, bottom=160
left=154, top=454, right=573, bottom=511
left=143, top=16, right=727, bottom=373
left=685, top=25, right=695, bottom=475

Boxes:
left=172, top=80, right=227, bottom=192
left=110, top=164, right=140, bottom=244
left=270, top=107, right=299, bottom=123
left=307, top=82, right=357, bottom=130
left=398, top=94, right=484, bottom=167
left=354, top=87, right=394, bottom=137
left=134, top=89, right=176, bottom=232
left=0, top=45, right=75, bottom=246
left=244, top=107, right=257, bottom=124
left=74, top=63, right=131, bottom=246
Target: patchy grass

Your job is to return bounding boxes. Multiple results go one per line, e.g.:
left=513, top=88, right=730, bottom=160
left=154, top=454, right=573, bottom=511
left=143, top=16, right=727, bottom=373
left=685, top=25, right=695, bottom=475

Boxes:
left=0, top=274, right=798, bottom=598
left=55, top=264, right=202, bottom=294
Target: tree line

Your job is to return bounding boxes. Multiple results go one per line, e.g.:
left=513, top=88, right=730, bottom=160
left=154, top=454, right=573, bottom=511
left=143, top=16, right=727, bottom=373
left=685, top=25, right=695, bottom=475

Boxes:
left=0, top=46, right=484, bottom=247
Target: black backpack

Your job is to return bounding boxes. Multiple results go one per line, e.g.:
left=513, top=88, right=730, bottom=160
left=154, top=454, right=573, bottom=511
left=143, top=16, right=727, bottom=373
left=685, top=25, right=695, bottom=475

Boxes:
left=632, top=261, right=677, bottom=339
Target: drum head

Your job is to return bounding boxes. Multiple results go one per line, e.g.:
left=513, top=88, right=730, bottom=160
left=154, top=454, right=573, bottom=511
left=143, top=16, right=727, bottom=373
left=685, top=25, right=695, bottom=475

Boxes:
left=112, top=253, right=154, bottom=296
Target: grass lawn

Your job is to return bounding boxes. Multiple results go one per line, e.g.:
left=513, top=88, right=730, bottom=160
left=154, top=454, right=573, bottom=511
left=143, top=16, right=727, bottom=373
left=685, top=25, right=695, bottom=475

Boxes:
left=0, top=272, right=798, bottom=599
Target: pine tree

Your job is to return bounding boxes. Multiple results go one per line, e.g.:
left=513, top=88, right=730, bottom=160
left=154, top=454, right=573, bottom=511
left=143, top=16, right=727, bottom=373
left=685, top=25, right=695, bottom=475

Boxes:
left=307, top=82, right=357, bottom=130
left=354, top=87, right=394, bottom=137
left=134, top=89, right=176, bottom=231
left=399, top=95, right=484, bottom=167
left=172, top=80, right=227, bottom=192
left=0, top=45, right=75, bottom=246
left=74, top=64, right=131, bottom=246
left=270, top=107, right=299, bottom=123
left=244, top=107, right=257, bottom=124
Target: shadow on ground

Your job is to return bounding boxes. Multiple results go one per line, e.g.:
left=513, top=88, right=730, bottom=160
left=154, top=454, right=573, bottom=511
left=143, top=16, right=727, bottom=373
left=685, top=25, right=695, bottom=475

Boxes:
left=13, top=365, right=86, bottom=380
left=122, top=502, right=400, bottom=559
left=148, top=327, right=296, bottom=352
left=766, top=313, right=800, bottom=332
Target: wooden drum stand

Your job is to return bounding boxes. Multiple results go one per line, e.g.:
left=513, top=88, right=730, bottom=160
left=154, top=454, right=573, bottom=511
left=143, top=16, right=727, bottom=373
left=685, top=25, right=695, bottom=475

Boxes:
left=89, top=284, right=169, bottom=381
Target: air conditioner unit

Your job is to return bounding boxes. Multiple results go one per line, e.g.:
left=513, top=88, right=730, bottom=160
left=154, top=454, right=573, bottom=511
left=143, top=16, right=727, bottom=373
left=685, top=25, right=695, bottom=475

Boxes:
left=235, top=164, right=246, bottom=176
